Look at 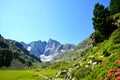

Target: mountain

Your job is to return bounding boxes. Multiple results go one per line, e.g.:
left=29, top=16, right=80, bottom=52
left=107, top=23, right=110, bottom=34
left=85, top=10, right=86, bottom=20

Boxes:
left=0, top=35, right=40, bottom=69
left=21, top=41, right=47, bottom=57
left=21, top=39, right=76, bottom=61
left=50, top=38, right=92, bottom=63
left=51, top=28, right=120, bottom=80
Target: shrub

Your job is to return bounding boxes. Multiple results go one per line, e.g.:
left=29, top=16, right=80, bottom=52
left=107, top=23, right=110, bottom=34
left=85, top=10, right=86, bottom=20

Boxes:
left=103, top=49, right=110, bottom=57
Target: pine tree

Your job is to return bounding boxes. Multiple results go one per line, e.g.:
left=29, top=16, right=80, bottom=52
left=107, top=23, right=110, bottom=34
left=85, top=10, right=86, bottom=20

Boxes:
left=91, top=3, right=117, bottom=45
left=110, top=0, right=120, bottom=15
left=92, top=3, right=110, bottom=40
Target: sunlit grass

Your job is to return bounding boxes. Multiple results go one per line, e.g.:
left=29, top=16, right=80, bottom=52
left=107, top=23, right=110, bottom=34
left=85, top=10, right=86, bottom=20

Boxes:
left=0, top=70, right=45, bottom=80
left=38, top=69, right=60, bottom=78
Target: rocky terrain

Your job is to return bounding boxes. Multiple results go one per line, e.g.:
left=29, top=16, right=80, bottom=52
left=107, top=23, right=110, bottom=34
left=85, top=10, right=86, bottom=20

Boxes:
left=21, top=39, right=76, bottom=61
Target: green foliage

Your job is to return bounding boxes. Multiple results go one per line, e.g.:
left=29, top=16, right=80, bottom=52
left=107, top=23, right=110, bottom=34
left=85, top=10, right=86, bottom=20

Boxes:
left=38, top=69, right=59, bottom=78
left=0, top=49, right=12, bottom=67
left=0, top=35, right=40, bottom=69
left=92, top=3, right=109, bottom=43
left=71, top=66, right=92, bottom=80
left=92, top=3, right=110, bottom=33
left=0, top=42, right=9, bottom=48
left=92, top=3, right=117, bottom=44
left=50, top=61, right=72, bottom=69
left=92, top=31, right=104, bottom=43
left=103, top=49, right=110, bottom=57
left=73, top=28, right=120, bottom=80
left=110, top=0, right=120, bottom=15
left=110, top=28, right=120, bottom=44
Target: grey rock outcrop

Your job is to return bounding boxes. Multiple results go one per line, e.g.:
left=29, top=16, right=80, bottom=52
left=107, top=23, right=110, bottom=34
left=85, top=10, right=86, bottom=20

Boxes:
left=21, top=39, right=76, bottom=61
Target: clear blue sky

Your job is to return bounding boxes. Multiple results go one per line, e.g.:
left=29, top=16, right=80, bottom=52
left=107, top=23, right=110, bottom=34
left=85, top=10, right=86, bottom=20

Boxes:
left=0, top=0, right=110, bottom=45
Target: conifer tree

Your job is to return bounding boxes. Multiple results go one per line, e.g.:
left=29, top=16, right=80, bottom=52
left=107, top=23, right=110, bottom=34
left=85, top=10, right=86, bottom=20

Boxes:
left=110, top=0, right=120, bottom=15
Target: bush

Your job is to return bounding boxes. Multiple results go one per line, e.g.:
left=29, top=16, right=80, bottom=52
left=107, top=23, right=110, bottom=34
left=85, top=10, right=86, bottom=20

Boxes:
left=103, top=49, right=110, bottom=57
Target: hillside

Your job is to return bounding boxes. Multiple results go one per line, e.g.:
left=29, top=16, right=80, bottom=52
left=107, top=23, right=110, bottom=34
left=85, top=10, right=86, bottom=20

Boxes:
left=0, top=0, right=120, bottom=80
left=0, top=27, right=119, bottom=80
left=50, top=38, right=92, bottom=62
left=53, top=28, right=120, bottom=80
left=0, top=28, right=119, bottom=79
left=0, top=35, right=40, bottom=69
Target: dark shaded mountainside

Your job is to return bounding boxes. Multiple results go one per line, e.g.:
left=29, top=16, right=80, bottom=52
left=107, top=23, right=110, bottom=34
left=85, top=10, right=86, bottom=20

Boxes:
left=0, top=35, right=40, bottom=69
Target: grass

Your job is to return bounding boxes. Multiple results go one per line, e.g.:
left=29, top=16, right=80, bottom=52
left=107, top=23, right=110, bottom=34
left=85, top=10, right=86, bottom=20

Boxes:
left=37, top=69, right=60, bottom=78
left=0, top=61, right=74, bottom=80
left=37, top=62, right=74, bottom=78
left=0, top=68, right=62, bottom=80
left=68, top=28, right=120, bottom=80
left=0, top=70, right=45, bottom=80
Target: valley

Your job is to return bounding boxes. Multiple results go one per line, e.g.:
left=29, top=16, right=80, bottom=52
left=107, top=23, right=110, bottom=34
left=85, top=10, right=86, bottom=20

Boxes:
left=0, top=0, right=120, bottom=80
left=0, top=27, right=120, bottom=80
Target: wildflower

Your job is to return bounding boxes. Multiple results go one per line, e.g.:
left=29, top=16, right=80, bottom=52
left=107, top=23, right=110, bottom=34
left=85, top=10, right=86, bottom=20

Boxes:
left=99, top=78, right=103, bottom=80
left=115, top=60, right=120, bottom=65
left=115, top=76, right=120, bottom=80
left=115, top=68, right=120, bottom=72
left=114, top=72, right=120, bottom=77
left=107, top=71, right=114, bottom=79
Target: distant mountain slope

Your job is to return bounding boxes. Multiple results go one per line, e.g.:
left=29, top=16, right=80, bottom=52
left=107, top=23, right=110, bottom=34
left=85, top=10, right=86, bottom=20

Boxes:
left=0, top=35, right=40, bottom=69
left=51, top=38, right=92, bottom=62
left=21, top=39, right=76, bottom=61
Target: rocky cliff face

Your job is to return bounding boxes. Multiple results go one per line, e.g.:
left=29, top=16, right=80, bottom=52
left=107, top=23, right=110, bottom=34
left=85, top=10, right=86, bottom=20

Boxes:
left=21, top=39, right=76, bottom=61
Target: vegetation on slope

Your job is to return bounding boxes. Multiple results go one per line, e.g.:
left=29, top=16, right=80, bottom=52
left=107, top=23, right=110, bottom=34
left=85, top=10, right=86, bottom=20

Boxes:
left=0, top=35, right=40, bottom=69
left=110, top=0, right=120, bottom=15
left=0, top=0, right=120, bottom=80
left=69, top=28, right=120, bottom=80
left=49, top=28, right=120, bottom=80
left=51, top=0, right=120, bottom=79
left=91, top=3, right=117, bottom=45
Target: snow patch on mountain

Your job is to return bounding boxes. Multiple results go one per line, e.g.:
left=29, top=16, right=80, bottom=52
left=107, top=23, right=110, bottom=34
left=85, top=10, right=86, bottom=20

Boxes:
left=40, top=55, right=53, bottom=62
left=27, top=46, right=31, bottom=51
left=21, top=39, right=76, bottom=62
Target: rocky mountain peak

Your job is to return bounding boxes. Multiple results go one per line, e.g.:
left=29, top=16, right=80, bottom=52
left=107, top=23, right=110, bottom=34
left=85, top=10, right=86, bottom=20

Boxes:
left=21, top=39, right=76, bottom=61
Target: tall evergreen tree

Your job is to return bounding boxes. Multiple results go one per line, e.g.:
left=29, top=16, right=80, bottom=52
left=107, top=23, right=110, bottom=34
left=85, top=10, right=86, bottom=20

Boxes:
left=110, top=0, right=120, bottom=15
left=92, top=3, right=117, bottom=45
left=92, top=3, right=110, bottom=39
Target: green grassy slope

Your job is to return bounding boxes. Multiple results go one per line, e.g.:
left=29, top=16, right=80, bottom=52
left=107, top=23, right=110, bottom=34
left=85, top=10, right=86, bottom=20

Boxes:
left=68, top=28, right=120, bottom=80
left=46, top=28, right=120, bottom=80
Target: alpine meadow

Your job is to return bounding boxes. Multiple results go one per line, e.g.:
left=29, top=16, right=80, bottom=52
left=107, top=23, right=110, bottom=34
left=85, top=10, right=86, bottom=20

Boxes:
left=0, top=0, right=120, bottom=80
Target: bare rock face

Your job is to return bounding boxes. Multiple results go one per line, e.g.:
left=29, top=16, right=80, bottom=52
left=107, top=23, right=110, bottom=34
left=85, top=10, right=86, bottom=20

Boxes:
left=21, top=39, right=76, bottom=61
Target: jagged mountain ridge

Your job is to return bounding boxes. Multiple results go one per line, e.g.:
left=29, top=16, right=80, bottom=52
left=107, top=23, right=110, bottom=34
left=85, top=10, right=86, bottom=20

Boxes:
left=21, top=39, right=76, bottom=61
